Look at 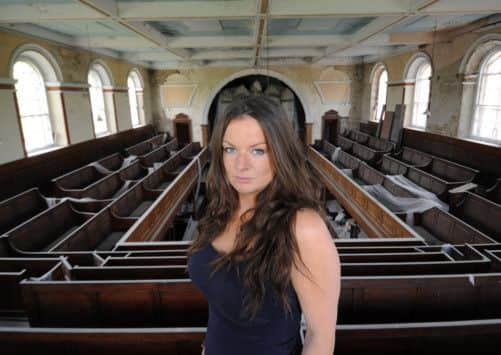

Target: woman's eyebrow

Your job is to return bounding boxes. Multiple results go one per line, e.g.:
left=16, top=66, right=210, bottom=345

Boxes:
left=222, top=141, right=266, bottom=147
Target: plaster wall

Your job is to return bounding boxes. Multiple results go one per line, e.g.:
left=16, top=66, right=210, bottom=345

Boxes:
left=360, top=26, right=501, bottom=139
left=151, top=64, right=362, bottom=143
left=0, top=88, right=24, bottom=164
left=0, top=28, right=153, bottom=164
left=115, top=92, right=133, bottom=131
left=63, top=90, right=95, bottom=144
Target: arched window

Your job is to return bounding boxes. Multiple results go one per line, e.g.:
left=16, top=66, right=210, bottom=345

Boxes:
left=88, top=64, right=110, bottom=136
left=13, top=59, right=53, bottom=153
left=127, top=70, right=144, bottom=127
left=411, top=62, right=432, bottom=128
left=370, top=64, right=388, bottom=122
left=471, top=50, right=501, bottom=143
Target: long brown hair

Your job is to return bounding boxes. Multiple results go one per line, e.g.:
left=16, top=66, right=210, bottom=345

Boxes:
left=189, top=95, right=328, bottom=319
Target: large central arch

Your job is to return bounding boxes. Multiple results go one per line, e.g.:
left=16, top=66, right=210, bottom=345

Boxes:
left=202, top=68, right=311, bottom=126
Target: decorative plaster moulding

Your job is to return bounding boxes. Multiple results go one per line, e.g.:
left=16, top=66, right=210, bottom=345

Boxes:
left=314, top=80, right=352, bottom=106
left=160, top=83, right=198, bottom=109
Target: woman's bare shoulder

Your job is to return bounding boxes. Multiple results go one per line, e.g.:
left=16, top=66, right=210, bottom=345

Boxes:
left=293, top=208, right=331, bottom=244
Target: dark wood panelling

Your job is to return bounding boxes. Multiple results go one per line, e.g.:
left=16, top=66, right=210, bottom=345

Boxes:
left=0, top=125, right=156, bottom=201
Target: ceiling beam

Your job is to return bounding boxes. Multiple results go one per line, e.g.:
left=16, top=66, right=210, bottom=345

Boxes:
left=118, top=0, right=258, bottom=19
left=269, top=0, right=409, bottom=17
left=254, top=0, right=269, bottom=66
left=268, top=35, right=350, bottom=47
left=76, top=0, right=190, bottom=60
left=0, top=3, right=105, bottom=22
left=312, top=0, right=441, bottom=62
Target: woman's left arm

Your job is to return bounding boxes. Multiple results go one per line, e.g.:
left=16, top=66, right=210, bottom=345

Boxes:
left=290, top=209, right=341, bottom=355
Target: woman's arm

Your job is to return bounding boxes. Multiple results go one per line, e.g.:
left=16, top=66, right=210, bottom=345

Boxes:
left=290, top=209, right=341, bottom=355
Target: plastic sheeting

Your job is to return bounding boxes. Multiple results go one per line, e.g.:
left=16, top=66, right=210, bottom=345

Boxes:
left=363, top=184, right=446, bottom=224
left=385, top=174, right=449, bottom=211
left=330, top=147, right=341, bottom=163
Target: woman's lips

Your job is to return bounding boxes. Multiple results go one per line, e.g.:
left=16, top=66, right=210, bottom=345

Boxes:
left=235, top=176, right=252, bottom=183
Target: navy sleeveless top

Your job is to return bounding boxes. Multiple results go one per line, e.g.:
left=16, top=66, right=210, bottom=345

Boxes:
left=188, top=242, right=302, bottom=355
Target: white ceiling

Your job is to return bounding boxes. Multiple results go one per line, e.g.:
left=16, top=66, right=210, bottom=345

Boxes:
left=0, top=0, right=500, bottom=69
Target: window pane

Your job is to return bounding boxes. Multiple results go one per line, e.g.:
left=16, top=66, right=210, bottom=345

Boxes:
left=375, top=70, right=387, bottom=121
left=13, top=61, right=54, bottom=152
left=128, top=76, right=140, bottom=127
left=88, top=69, right=108, bottom=135
left=411, top=62, right=431, bottom=128
left=472, top=51, right=501, bottom=142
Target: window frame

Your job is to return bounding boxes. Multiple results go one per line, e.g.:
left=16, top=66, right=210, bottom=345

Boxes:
left=370, top=65, right=388, bottom=122
left=13, top=58, right=56, bottom=154
left=88, top=64, right=110, bottom=137
left=410, top=61, right=432, bottom=129
left=127, top=70, right=144, bottom=128
left=470, top=49, right=501, bottom=145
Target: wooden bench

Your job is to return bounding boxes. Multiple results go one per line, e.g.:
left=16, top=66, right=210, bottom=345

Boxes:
left=53, top=165, right=109, bottom=194
left=421, top=156, right=478, bottom=185
left=451, top=192, right=501, bottom=242
left=6, top=201, right=94, bottom=252
left=388, top=146, right=432, bottom=169
left=111, top=183, right=162, bottom=218
left=52, top=208, right=137, bottom=252
left=22, top=279, right=207, bottom=327
left=0, top=326, right=206, bottom=355
left=125, top=140, right=155, bottom=157
left=118, top=161, right=149, bottom=181
left=0, top=188, right=53, bottom=235
left=412, top=206, right=497, bottom=245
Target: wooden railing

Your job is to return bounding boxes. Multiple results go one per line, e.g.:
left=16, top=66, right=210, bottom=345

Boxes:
left=308, top=147, right=420, bottom=238
left=118, top=147, right=209, bottom=243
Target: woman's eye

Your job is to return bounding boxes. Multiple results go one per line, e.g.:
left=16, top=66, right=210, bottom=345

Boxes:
left=223, top=147, right=236, bottom=154
left=251, top=148, right=265, bottom=156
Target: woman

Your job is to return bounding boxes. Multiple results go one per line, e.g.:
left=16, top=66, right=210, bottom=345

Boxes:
left=188, top=95, right=340, bottom=355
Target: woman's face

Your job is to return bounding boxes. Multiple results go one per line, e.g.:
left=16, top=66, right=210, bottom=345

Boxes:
left=222, top=115, right=275, bottom=201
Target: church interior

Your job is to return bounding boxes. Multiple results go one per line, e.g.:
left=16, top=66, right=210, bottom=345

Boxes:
left=0, top=1, right=501, bottom=353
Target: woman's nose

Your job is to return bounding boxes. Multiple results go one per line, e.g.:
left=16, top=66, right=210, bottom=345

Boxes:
left=236, top=152, right=251, bottom=170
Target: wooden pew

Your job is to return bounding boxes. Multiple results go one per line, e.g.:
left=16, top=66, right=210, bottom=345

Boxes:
left=140, top=139, right=179, bottom=168
left=111, top=183, right=162, bottom=218
left=1, top=321, right=501, bottom=355
left=387, top=146, right=432, bottom=169
left=421, top=156, right=478, bottom=185
left=0, top=258, right=61, bottom=315
left=52, top=208, right=137, bottom=252
left=119, top=161, right=149, bottom=181
left=412, top=207, right=497, bottom=245
left=335, top=319, right=501, bottom=355
left=451, top=192, right=501, bottom=242
left=21, top=271, right=501, bottom=328
left=478, top=178, right=501, bottom=204
left=22, top=279, right=207, bottom=327
left=380, top=155, right=408, bottom=176
left=0, top=188, right=54, bottom=235
left=116, top=146, right=208, bottom=243
left=53, top=165, right=109, bottom=194
left=6, top=201, right=94, bottom=252
left=125, top=140, right=154, bottom=157
left=347, top=130, right=370, bottom=144
left=0, top=327, right=206, bottom=355
left=337, top=135, right=354, bottom=152
left=334, top=151, right=361, bottom=171
left=0, top=125, right=156, bottom=201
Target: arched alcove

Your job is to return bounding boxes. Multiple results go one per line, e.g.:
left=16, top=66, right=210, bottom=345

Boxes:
left=207, top=75, right=306, bottom=142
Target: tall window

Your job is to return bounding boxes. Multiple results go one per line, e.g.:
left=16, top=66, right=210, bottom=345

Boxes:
left=13, top=60, right=53, bottom=152
left=472, top=50, right=501, bottom=143
left=373, top=69, right=388, bottom=122
left=88, top=66, right=109, bottom=136
left=411, top=62, right=432, bottom=128
left=127, top=71, right=144, bottom=127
